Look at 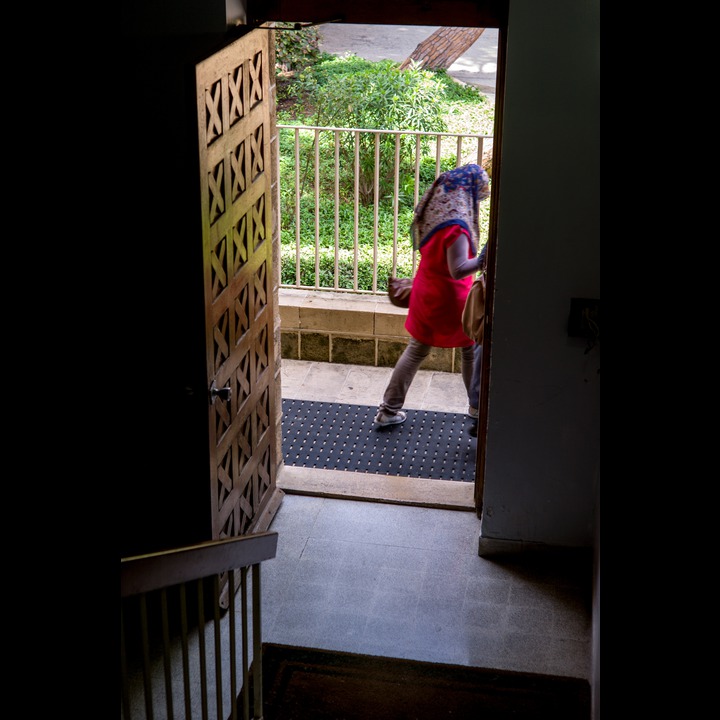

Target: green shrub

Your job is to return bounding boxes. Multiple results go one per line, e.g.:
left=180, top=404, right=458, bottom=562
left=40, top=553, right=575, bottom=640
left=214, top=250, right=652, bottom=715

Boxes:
left=301, top=57, right=447, bottom=131
left=274, top=24, right=323, bottom=73
left=286, top=56, right=448, bottom=207
left=280, top=243, right=415, bottom=292
left=279, top=194, right=415, bottom=250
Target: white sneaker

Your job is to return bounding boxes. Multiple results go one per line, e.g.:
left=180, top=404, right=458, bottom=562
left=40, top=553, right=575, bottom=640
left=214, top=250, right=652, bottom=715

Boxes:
left=374, top=410, right=407, bottom=427
left=467, top=406, right=479, bottom=418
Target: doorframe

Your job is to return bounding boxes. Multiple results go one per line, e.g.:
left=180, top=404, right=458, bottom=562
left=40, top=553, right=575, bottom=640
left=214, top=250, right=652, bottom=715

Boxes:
left=261, top=6, right=509, bottom=520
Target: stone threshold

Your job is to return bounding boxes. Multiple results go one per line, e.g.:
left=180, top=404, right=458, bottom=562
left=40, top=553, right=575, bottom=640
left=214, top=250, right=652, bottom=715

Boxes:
left=277, top=464, right=476, bottom=511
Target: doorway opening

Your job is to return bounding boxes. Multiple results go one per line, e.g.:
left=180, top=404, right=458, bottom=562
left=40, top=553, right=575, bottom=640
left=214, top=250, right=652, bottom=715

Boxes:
left=274, top=23, right=503, bottom=512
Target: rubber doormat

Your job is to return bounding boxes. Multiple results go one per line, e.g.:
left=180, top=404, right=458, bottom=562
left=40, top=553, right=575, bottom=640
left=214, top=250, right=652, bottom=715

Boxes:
left=282, top=399, right=477, bottom=482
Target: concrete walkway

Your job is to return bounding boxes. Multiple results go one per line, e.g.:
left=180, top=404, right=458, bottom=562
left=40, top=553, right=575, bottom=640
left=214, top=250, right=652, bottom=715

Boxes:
left=317, top=23, right=498, bottom=100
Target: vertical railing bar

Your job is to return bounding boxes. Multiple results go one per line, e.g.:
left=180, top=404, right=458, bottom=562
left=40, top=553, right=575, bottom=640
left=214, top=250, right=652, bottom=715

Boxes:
left=294, top=128, right=301, bottom=288
left=456, top=135, right=463, bottom=167
left=314, top=128, right=321, bottom=290
left=228, top=570, right=237, bottom=720
left=435, top=135, right=442, bottom=175
left=334, top=130, right=340, bottom=290
left=353, top=131, right=360, bottom=291
left=197, top=579, right=209, bottom=720
left=160, top=588, right=175, bottom=720
left=413, top=135, right=422, bottom=274
left=212, top=576, right=223, bottom=720
left=120, top=604, right=132, bottom=720
left=477, top=136, right=484, bottom=166
left=180, top=583, right=192, bottom=720
left=241, top=567, right=250, bottom=720
left=372, top=132, right=380, bottom=294
left=139, top=594, right=154, bottom=720
left=392, top=132, right=401, bottom=276
left=251, top=564, right=263, bottom=720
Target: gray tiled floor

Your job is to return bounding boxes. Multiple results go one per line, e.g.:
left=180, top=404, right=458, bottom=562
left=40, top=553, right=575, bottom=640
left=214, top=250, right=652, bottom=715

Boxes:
left=262, top=360, right=592, bottom=680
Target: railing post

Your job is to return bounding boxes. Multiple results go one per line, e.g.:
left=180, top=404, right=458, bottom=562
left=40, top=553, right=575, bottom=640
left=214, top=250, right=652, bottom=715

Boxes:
left=252, top=563, right=263, bottom=720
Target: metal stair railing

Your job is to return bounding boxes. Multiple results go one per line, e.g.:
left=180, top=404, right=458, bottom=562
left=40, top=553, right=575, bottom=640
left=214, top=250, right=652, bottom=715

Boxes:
left=120, top=532, right=278, bottom=720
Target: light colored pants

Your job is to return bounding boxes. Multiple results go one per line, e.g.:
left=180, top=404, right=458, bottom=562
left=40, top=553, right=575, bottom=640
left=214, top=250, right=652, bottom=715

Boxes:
left=379, top=337, right=475, bottom=415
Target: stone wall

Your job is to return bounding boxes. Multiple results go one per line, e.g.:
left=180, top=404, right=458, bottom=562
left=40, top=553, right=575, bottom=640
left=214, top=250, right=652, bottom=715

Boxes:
left=279, top=288, right=464, bottom=372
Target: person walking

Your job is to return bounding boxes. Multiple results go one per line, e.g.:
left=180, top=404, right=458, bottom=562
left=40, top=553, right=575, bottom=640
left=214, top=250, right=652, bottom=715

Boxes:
left=374, top=163, right=491, bottom=427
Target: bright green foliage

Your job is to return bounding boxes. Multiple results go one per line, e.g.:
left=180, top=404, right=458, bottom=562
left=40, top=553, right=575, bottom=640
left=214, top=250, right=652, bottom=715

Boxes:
left=280, top=244, right=415, bottom=292
left=280, top=195, right=415, bottom=249
left=279, top=174, right=491, bottom=292
left=288, top=56, right=448, bottom=207
left=274, top=24, right=324, bottom=73
left=280, top=193, right=416, bottom=291
left=281, top=234, right=487, bottom=292
left=299, top=57, right=447, bottom=132
left=432, top=69, right=485, bottom=102
left=278, top=54, right=494, bottom=292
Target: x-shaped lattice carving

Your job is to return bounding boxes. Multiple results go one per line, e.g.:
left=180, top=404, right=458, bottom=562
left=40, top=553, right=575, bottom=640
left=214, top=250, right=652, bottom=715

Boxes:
left=205, top=79, right=223, bottom=145
left=249, top=52, right=263, bottom=107
left=228, top=64, right=244, bottom=127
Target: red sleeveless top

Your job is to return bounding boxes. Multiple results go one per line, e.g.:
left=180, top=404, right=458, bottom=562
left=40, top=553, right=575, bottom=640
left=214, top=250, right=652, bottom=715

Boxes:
left=405, top=224, right=474, bottom=348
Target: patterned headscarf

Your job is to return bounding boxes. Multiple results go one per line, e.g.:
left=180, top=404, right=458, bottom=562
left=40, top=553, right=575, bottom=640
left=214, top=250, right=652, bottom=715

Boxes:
left=411, top=163, right=491, bottom=254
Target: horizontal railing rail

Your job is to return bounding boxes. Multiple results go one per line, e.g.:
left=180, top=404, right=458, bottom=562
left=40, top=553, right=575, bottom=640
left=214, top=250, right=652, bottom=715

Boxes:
left=277, top=124, right=493, bottom=295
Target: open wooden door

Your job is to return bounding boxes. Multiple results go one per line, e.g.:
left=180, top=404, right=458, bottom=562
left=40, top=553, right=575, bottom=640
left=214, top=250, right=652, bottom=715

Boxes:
left=195, top=30, right=281, bottom=568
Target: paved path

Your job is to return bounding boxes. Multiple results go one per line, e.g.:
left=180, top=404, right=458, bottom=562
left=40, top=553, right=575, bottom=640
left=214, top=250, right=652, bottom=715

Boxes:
left=317, top=23, right=498, bottom=100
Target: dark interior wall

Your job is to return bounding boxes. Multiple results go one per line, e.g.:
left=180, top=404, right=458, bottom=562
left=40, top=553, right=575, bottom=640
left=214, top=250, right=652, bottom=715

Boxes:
left=116, top=26, right=230, bottom=556
left=120, top=0, right=230, bottom=35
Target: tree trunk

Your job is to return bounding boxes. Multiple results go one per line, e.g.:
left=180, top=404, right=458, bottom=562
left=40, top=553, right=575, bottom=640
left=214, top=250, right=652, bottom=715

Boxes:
left=399, top=27, right=486, bottom=71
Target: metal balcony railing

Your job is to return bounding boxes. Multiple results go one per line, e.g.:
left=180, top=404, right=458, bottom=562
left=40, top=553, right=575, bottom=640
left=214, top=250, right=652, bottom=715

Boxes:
left=277, top=124, right=493, bottom=296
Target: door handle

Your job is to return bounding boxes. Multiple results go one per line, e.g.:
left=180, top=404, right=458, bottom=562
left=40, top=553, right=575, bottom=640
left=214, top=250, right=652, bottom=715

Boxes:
left=209, top=381, right=232, bottom=403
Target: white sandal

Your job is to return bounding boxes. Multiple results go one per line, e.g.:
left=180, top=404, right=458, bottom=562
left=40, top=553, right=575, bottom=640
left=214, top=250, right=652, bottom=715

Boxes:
left=374, top=410, right=407, bottom=427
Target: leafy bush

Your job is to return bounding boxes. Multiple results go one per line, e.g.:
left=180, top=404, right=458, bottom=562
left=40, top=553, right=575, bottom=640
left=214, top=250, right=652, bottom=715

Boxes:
left=280, top=244, right=415, bottom=292
left=297, top=57, right=447, bottom=131
left=286, top=56, right=449, bottom=206
left=280, top=195, right=414, bottom=253
left=274, top=24, right=323, bottom=73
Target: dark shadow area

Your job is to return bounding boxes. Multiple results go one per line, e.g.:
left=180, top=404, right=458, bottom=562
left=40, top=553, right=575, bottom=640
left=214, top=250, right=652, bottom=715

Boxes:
left=253, top=643, right=591, bottom=719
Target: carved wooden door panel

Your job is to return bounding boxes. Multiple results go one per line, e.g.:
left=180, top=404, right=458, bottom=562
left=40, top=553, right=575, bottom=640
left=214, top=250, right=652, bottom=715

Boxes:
left=196, top=30, right=277, bottom=546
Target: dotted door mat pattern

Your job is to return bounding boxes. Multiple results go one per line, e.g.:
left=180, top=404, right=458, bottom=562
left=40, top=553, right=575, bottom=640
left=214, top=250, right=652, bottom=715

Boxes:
left=282, top=399, right=477, bottom=482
